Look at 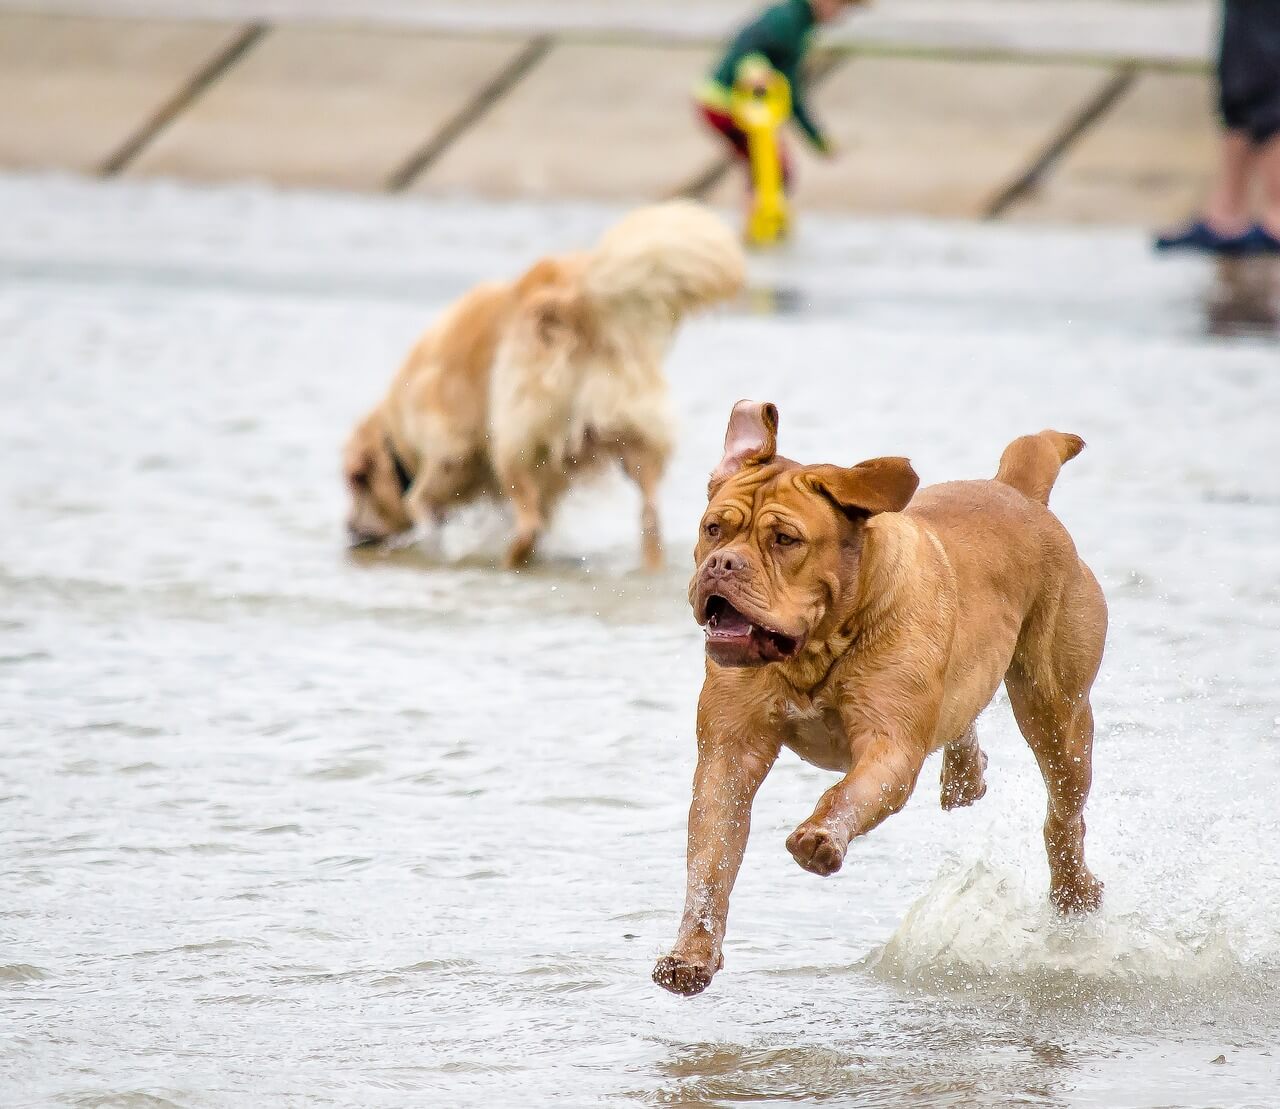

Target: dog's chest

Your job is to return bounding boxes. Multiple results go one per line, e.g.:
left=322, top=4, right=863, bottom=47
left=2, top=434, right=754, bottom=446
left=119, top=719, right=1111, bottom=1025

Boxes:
left=775, top=698, right=850, bottom=772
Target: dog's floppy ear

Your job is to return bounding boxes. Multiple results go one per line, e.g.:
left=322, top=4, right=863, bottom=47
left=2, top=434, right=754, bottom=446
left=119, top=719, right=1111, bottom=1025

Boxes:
left=806, top=458, right=919, bottom=519
left=709, top=400, right=779, bottom=493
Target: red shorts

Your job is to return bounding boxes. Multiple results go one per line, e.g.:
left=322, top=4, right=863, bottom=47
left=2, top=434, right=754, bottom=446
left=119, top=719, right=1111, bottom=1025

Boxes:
left=697, top=103, right=793, bottom=190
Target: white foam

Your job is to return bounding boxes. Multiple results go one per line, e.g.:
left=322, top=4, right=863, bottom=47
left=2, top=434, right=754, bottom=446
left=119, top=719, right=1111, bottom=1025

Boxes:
left=868, top=857, right=1256, bottom=1015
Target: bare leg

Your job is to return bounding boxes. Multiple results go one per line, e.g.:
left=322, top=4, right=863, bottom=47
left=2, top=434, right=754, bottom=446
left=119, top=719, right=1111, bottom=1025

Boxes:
left=1258, top=134, right=1280, bottom=235
left=618, top=442, right=665, bottom=572
left=1204, top=130, right=1257, bottom=236
left=786, top=735, right=924, bottom=877
left=501, top=467, right=543, bottom=569
left=940, top=724, right=988, bottom=811
left=653, top=733, right=778, bottom=996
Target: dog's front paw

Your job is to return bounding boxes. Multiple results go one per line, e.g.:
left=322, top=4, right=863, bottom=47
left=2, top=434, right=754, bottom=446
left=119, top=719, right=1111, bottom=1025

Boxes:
left=786, top=823, right=847, bottom=876
left=652, top=954, right=715, bottom=997
left=504, top=532, right=537, bottom=569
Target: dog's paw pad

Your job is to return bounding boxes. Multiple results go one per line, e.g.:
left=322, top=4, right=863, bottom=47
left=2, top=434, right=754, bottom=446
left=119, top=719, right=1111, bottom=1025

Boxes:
left=786, top=825, right=846, bottom=876
left=652, top=955, right=713, bottom=997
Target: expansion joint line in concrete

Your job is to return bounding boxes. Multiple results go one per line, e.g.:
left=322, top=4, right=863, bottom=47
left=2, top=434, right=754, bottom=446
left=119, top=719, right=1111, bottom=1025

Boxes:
left=983, top=64, right=1137, bottom=219
left=385, top=35, right=554, bottom=193
left=675, top=48, right=849, bottom=202
left=99, top=21, right=271, bottom=177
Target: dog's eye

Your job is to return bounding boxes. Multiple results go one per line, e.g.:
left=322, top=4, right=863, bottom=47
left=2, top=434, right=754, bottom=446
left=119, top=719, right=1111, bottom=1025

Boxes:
left=704, top=521, right=721, bottom=539
left=774, top=532, right=799, bottom=547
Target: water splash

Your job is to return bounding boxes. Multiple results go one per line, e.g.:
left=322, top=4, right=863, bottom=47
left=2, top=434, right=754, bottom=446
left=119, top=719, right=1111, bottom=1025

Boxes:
left=868, top=858, right=1272, bottom=1026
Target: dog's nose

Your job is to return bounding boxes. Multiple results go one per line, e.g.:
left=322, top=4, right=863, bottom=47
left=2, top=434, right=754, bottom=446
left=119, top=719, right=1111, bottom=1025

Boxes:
left=706, top=550, right=746, bottom=576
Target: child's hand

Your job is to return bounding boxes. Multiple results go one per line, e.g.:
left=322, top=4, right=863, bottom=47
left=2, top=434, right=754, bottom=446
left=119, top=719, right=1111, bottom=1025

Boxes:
left=813, top=135, right=839, bottom=159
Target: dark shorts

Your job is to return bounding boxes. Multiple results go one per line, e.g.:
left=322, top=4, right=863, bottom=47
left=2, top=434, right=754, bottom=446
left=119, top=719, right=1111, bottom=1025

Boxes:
left=1219, top=0, right=1280, bottom=144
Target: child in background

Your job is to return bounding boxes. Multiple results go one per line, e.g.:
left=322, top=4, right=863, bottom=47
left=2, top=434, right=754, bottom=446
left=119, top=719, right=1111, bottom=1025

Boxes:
left=695, top=0, right=862, bottom=201
left=1156, top=0, right=1280, bottom=254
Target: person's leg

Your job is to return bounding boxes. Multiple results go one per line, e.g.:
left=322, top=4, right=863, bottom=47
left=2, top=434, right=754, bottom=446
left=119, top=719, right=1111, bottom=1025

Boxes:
left=1215, top=0, right=1254, bottom=233
left=1155, top=130, right=1261, bottom=251
left=1259, top=136, right=1280, bottom=232
left=698, top=104, right=750, bottom=175
left=697, top=102, right=754, bottom=217
left=1247, top=4, right=1280, bottom=241
left=1231, top=0, right=1280, bottom=249
left=1203, top=130, right=1257, bottom=236
left=1248, top=135, right=1280, bottom=251
left=1155, top=1, right=1256, bottom=252
left=699, top=105, right=751, bottom=161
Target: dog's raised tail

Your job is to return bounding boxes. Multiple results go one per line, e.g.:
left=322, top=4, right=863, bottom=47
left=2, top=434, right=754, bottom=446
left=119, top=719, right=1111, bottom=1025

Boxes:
left=582, top=200, right=746, bottom=318
left=995, top=430, right=1085, bottom=505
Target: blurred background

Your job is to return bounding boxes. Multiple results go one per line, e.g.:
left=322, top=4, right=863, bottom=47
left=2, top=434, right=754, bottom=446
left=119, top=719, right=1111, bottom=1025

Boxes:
left=0, top=0, right=1224, bottom=224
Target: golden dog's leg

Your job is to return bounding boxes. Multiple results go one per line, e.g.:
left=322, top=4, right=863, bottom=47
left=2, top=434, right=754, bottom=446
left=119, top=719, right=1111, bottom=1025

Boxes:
left=619, top=443, right=665, bottom=572
left=502, top=468, right=544, bottom=569
left=940, top=724, right=988, bottom=810
left=653, top=732, right=778, bottom=997
left=403, top=480, right=432, bottom=529
left=786, top=735, right=924, bottom=877
left=402, top=479, right=448, bottom=553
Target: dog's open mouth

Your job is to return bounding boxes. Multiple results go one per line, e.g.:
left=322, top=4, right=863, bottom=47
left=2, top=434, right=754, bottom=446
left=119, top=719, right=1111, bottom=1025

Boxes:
left=703, top=595, right=802, bottom=666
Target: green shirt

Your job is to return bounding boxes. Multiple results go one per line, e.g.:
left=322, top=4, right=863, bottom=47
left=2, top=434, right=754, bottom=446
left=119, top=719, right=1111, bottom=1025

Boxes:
left=705, top=0, right=827, bottom=149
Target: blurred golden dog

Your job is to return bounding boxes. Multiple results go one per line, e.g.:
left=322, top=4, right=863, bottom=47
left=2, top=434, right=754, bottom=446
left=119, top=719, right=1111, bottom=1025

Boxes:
left=342, top=201, right=745, bottom=568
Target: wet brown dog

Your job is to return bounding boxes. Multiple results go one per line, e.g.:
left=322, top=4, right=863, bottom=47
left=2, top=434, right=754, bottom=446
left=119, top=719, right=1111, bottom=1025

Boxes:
left=653, top=401, right=1107, bottom=997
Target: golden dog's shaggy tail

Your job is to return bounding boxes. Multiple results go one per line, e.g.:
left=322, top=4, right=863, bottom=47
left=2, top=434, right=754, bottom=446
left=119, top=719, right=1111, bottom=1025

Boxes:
left=582, top=200, right=745, bottom=319
left=995, top=430, right=1085, bottom=505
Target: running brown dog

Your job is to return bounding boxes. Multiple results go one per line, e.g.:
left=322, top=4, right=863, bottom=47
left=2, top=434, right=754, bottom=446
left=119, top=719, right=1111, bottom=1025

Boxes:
left=653, top=400, right=1107, bottom=997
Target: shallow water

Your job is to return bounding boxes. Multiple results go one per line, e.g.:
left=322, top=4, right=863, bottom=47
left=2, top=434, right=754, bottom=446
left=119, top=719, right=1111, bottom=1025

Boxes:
left=2, top=173, right=1279, bottom=1108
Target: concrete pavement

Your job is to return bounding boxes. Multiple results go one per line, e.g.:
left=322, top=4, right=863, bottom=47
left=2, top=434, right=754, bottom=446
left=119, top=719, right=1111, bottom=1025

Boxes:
left=0, top=5, right=1221, bottom=225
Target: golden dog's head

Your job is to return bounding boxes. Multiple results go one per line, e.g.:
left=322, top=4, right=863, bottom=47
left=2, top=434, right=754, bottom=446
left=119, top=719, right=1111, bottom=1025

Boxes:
left=342, top=412, right=414, bottom=547
left=690, top=401, right=919, bottom=668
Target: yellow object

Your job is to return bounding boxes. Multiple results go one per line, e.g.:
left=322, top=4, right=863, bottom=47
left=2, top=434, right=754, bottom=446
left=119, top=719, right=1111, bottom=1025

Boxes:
left=730, top=64, right=792, bottom=247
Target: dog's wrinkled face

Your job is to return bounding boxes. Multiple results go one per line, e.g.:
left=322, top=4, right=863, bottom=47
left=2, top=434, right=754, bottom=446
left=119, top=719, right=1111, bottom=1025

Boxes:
left=690, top=401, right=919, bottom=668
left=343, top=414, right=413, bottom=547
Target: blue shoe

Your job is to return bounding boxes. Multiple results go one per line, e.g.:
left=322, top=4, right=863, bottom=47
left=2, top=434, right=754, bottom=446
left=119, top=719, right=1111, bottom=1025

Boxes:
left=1243, top=224, right=1280, bottom=254
left=1154, top=219, right=1254, bottom=255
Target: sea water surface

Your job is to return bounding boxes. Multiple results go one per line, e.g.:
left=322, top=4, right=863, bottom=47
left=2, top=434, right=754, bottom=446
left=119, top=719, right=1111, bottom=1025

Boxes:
left=1, top=174, right=1278, bottom=1108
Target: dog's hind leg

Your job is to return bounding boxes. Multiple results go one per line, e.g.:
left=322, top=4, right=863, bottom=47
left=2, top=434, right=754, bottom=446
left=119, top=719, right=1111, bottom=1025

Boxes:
left=940, top=725, right=988, bottom=810
left=1005, top=563, right=1107, bottom=914
left=618, top=441, right=666, bottom=572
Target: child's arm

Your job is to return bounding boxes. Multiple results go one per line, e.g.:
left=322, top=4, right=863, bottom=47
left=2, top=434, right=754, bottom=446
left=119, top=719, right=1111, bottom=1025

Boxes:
left=715, top=3, right=834, bottom=154
left=787, top=79, right=830, bottom=153
left=754, top=5, right=833, bottom=154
